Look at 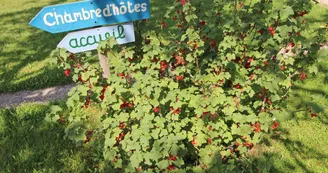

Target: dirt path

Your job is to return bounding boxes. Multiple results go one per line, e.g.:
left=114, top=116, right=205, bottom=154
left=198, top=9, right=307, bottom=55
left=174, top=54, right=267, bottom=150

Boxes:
left=0, top=84, right=76, bottom=108
left=318, top=0, right=328, bottom=5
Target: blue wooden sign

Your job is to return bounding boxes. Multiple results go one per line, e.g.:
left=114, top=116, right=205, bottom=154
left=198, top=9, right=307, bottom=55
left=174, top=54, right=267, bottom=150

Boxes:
left=29, top=0, right=150, bottom=33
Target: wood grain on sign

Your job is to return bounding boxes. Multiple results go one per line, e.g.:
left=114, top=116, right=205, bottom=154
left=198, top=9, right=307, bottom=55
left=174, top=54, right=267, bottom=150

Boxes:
left=57, top=22, right=135, bottom=53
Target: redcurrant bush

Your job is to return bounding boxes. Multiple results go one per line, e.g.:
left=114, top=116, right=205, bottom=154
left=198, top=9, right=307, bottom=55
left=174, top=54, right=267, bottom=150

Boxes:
left=47, top=0, right=325, bottom=172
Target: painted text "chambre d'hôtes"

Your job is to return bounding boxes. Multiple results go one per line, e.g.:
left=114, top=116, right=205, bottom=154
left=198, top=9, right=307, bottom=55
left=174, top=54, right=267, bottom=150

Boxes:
left=43, top=1, right=147, bottom=26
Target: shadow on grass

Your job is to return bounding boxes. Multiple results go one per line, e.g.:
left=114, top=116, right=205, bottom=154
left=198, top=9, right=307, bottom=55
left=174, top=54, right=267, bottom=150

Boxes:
left=0, top=0, right=73, bottom=93
left=0, top=104, right=89, bottom=172
left=249, top=52, right=328, bottom=172
left=248, top=122, right=328, bottom=172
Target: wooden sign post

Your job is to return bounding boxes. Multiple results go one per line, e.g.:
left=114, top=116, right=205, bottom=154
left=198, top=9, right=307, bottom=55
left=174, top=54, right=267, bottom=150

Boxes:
left=98, top=52, right=110, bottom=78
left=30, top=0, right=150, bottom=79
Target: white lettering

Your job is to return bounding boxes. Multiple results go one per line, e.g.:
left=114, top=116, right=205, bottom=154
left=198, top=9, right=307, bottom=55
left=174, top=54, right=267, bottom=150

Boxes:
left=103, top=5, right=113, bottom=17
left=90, top=10, right=97, bottom=19
left=82, top=8, right=91, bottom=20
left=96, top=8, right=102, bottom=17
left=111, top=4, right=120, bottom=15
left=54, top=12, right=65, bottom=25
left=64, top=12, right=74, bottom=23
left=141, top=3, right=147, bottom=12
left=73, top=12, right=83, bottom=21
left=43, top=2, right=147, bottom=27
left=43, top=12, right=56, bottom=26
left=127, top=1, right=134, bottom=13
left=134, top=3, right=141, bottom=12
left=119, top=2, right=127, bottom=15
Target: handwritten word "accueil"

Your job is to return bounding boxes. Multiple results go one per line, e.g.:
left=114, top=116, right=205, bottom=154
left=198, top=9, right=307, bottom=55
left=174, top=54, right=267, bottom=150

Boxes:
left=44, top=1, right=147, bottom=27
left=57, top=23, right=135, bottom=53
left=69, top=25, right=125, bottom=48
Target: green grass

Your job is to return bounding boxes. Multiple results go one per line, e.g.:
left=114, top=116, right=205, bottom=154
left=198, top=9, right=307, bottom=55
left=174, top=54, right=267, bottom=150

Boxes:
left=250, top=119, right=328, bottom=173
left=0, top=103, right=92, bottom=173
left=0, top=0, right=78, bottom=93
left=249, top=49, right=328, bottom=173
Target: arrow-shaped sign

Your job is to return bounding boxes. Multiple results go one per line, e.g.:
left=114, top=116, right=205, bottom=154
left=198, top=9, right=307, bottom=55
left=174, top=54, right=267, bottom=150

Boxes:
left=57, top=22, right=135, bottom=53
left=30, top=0, right=150, bottom=33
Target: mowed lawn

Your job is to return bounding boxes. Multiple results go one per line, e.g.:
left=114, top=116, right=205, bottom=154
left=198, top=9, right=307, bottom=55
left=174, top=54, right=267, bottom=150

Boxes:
left=0, top=0, right=327, bottom=172
left=0, top=0, right=78, bottom=93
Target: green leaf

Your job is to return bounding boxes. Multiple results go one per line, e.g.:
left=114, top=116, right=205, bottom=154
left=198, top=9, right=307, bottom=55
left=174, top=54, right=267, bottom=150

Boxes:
left=280, top=7, right=294, bottom=21
left=222, top=106, right=235, bottom=116
left=158, top=160, right=169, bottom=169
left=64, top=122, right=86, bottom=142
left=272, top=110, right=291, bottom=122
left=168, top=81, right=179, bottom=90
left=130, top=153, right=142, bottom=168
left=308, top=65, right=318, bottom=75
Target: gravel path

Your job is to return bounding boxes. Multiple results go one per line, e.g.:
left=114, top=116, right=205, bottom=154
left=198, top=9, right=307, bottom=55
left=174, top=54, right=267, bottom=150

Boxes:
left=318, top=0, right=328, bottom=5
left=0, top=84, right=76, bottom=108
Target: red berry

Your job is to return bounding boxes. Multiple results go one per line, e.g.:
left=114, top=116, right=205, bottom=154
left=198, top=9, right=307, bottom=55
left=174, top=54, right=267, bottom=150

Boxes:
left=244, top=141, right=253, bottom=148
left=264, top=61, right=268, bottom=66
left=168, top=165, right=175, bottom=170
left=207, top=138, right=212, bottom=144
left=199, top=20, right=206, bottom=26
left=176, top=75, right=184, bottom=81
left=120, top=102, right=128, bottom=109
left=175, top=56, right=186, bottom=65
left=137, top=167, right=141, bottom=172
left=299, top=72, right=307, bottom=80
left=289, top=42, right=295, bottom=47
left=297, top=32, right=301, bottom=36
left=191, top=138, right=196, bottom=146
left=99, top=94, right=105, bottom=100
left=280, top=65, right=286, bottom=70
left=173, top=108, right=181, bottom=114
left=119, top=122, right=126, bottom=129
left=251, top=123, right=261, bottom=132
left=269, top=27, right=275, bottom=35
left=152, top=57, right=159, bottom=63
left=168, top=154, right=177, bottom=161
left=272, top=121, right=279, bottom=130
left=64, top=69, right=70, bottom=77
left=153, top=107, right=160, bottom=113
left=311, top=113, right=318, bottom=118
left=160, top=61, right=168, bottom=71
left=161, top=20, right=167, bottom=29
left=234, top=83, right=241, bottom=89
left=86, top=131, right=93, bottom=136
